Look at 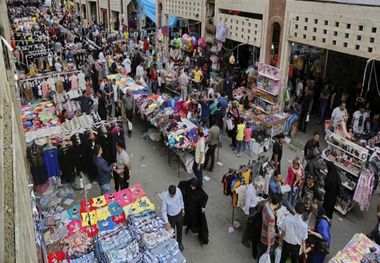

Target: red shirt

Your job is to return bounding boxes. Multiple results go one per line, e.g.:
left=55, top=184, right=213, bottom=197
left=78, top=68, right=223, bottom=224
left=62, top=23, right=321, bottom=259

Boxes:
left=150, top=68, right=157, bottom=81
left=143, top=40, right=149, bottom=51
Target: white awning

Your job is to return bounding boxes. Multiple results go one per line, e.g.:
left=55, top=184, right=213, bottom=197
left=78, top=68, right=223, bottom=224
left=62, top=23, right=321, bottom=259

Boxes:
left=313, top=0, right=380, bottom=6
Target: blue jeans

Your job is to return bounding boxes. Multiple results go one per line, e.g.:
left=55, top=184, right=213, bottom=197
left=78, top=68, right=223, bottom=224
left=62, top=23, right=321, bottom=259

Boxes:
left=193, top=161, right=203, bottom=188
left=285, top=113, right=299, bottom=134
left=243, top=141, right=252, bottom=156
left=201, top=116, right=210, bottom=128
left=100, top=183, right=111, bottom=195
left=236, top=140, right=243, bottom=154
left=287, top=186, right=300, bottom=208
left=194, top=83, right=201, bottom=91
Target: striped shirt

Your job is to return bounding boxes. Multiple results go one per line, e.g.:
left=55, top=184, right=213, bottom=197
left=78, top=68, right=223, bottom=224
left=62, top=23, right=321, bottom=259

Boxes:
left=261, top=203, right=276, bottom=246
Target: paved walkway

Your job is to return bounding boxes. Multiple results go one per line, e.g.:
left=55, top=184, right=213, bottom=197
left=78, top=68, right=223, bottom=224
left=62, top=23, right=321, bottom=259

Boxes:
left=77, top=116, right=377, bottom=262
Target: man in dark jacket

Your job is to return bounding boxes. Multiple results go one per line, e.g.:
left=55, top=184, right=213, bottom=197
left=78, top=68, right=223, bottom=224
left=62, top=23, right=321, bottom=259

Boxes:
left=96, top=90, right=107, bottom=120
left=73, top=90, right=94, bottom=114
left=93, top=145, right=114, bottom=194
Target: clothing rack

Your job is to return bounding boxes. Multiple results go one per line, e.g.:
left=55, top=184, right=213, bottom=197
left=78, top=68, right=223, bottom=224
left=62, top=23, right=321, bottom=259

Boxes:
left=18, top=70, right=82, bottom=83
left=225, top=161, right=254, bottom=225
left=226, top=156, right=270, bottom=226
left=25, top=51, right=53, bottom=66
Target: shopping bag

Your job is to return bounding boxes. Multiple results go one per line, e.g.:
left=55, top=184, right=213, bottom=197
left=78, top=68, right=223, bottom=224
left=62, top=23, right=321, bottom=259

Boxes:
left=274, top=247, right=282, bottom=263
left=258, top=253, right=271, bottom=263
left=128, top=120, right=133, bottom=131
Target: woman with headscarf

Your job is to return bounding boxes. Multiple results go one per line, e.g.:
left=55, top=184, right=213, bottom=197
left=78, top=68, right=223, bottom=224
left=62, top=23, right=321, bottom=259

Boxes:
left=227, top=101, right=240, bottom=151
left=178, top=178, right=209, bottom=245
left=307, top=207, right=331, bottom=263
left=322, top=161, right=340, bottom=219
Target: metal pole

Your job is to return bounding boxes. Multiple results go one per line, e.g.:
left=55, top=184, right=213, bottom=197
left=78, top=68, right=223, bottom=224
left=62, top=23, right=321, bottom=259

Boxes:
left=323, top=49, right=329, bottom=80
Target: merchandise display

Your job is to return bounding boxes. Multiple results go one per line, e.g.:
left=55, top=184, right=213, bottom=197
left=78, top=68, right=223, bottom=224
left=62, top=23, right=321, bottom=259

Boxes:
left=252, top=113, right=288, bottom=138
left=323, top=131, right=375, bottom=215
left=21, top=101, right=60, bottom=132
left=330, top=233, right=380, bottom=263
left=136, top=94, right=207, bottom=152
left=42, top=184, right=185, bottom=262
left=252, top=62, right=281, bottom=115
left=22, top=100, right=63, bottom=142
left=107, top=73, right=149, bottom=95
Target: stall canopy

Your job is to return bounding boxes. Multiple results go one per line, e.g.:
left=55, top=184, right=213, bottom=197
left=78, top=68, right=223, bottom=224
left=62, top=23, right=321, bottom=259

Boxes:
left=136, top=0, right=177, bottom=27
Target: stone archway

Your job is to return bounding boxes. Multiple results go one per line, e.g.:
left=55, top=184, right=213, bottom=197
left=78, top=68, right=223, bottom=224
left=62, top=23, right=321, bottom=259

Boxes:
left=266, top=16, right=284, bottom=67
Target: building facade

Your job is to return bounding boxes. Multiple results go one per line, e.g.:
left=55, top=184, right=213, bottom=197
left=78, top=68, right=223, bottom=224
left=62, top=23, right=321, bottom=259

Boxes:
left=214, top=0, right=286, bottom=65
left=1, top=1, right=39, bottom=262
left=74, top=0, right=134, bottom=31
left=156, top=0, right=212, bottom=38
left=279, top=0, right=380, bottom=86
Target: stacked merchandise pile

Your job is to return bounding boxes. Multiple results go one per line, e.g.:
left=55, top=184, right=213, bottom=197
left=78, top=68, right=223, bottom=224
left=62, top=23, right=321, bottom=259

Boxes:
left=330, top=233, right=380, bottom=262
left=45, top=184, right=186, bottom=262
left=136, top=94, right=206, bottom=152
left=21, top=101, right=63, bottom=142
left=107, top=74, right=150, bottom=95
left=21, top=101, right=60, bottom=132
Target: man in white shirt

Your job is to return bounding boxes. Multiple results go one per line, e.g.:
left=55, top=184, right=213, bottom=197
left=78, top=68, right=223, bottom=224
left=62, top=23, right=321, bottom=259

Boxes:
left=178, top=69, right=189, bottom=101
left=122, top=56, right=131, bottom=75
left=193, top=129, right=206, bottom=188
left=352, top=105, right=368, bottom=135
left=279, top=203, right=308, bottom=262
left=161, top=185, right=185, bottom=251
left=135, top=62, right=145, bottom=79
left=244, top=183, right=258, bottom=215
left=331, top=102, right=348, bottom=130
left=54, top=58, right=63, bottom=72
left=114, top=142, right=131, bottom=191
left=296, top=78, right=303, bottom=98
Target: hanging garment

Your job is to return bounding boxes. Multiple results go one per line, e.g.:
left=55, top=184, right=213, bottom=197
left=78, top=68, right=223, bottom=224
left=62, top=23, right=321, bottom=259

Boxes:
left=70, top=74, right=79, bottom=90
left=47, top=77, right=56, bottom=91
left=56, top=77, right=64, bottom=93
left=78, top=72, right=86, bottom=90
left=59, top=146, right=76, bottom=183
left=64, top=77, right=71, bottom=91
left=353, top=169, right=375, bottom=211
left=23, top=82, right=34, bottom=101
left=27, top=144, right=48, bottom=185
left=43, top=148, right=60, bottom=177
left=41, top=80, right=50, bottom=98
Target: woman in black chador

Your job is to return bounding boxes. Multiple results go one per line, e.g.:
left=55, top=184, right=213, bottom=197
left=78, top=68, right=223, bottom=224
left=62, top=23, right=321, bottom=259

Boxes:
left=322, top=161, right=341, bottom=219
left=178, top=178, right=209, bottom=245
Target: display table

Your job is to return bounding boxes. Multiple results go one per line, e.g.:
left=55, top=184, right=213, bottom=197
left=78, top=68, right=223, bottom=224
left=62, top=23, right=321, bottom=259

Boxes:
left=330, top=233, right=380, bottom=262
left=252, top=113, right=288, bottom=139
left=43, top=184, right=186, bottom=262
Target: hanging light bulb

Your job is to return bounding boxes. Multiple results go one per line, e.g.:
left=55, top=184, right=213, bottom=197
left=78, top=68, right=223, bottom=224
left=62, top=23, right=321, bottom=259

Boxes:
left=229, top=53, right=235, bottom=64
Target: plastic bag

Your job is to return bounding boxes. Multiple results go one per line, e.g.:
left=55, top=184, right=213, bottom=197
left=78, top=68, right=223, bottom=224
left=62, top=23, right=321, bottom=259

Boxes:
left=274, top=247, right=282, bottom=263
left=306, top=114, right=310, bottom=122
left=128, top=120, right=133, bottom=131
left=259, top=253, right=271, bottom=263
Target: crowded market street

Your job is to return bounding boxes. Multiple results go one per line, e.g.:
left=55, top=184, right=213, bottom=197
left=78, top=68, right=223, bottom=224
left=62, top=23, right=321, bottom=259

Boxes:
left=1, top=0, right=380, bottom=262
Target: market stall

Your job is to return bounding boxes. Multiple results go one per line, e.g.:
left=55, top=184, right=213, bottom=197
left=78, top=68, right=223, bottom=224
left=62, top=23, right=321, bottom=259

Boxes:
left=322, top=130, right=376, bottom=215
left=251, top=62, right=288, bottom=139
left=136, top=93, right=207, bottom=175
left=330, top=233, right=380, bottom=262
left=32, top=183, right=186, bottom=262
left=107, top=73, right=149, bottom=95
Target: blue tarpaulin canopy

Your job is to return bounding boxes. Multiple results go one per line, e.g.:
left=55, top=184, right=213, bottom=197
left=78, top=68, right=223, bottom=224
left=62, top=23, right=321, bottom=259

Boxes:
left=135, top=0, right=177, bottom=27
